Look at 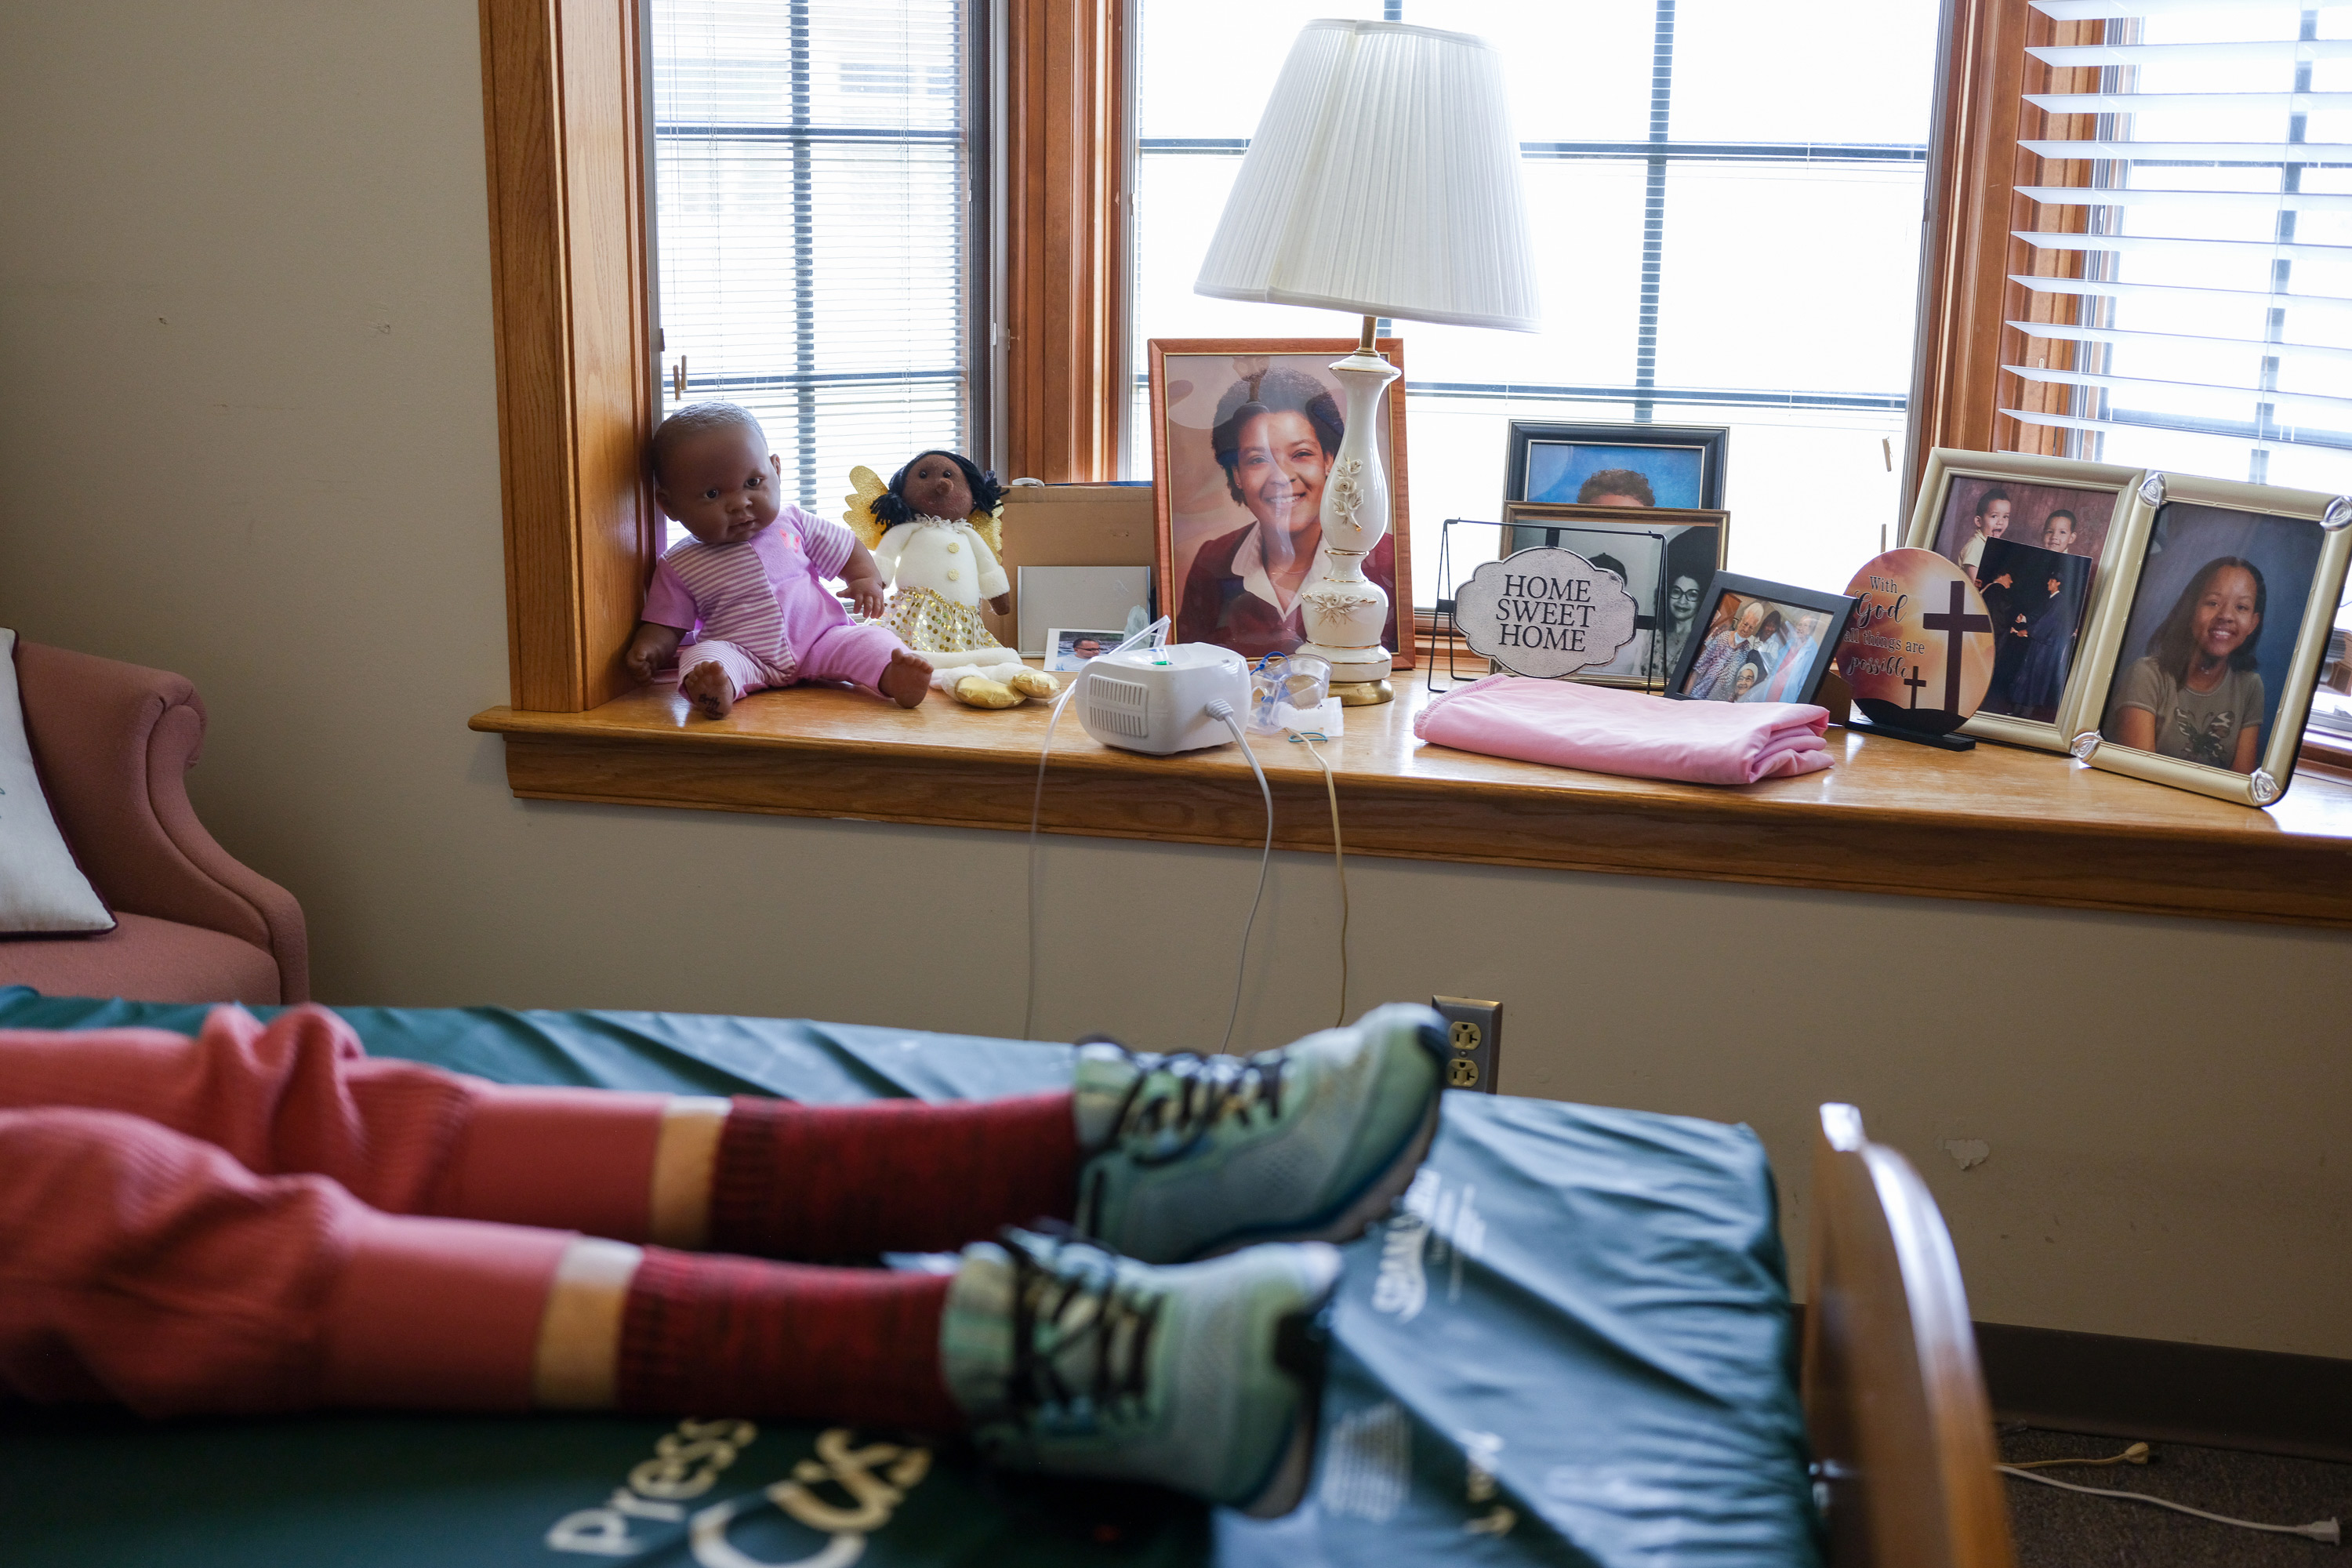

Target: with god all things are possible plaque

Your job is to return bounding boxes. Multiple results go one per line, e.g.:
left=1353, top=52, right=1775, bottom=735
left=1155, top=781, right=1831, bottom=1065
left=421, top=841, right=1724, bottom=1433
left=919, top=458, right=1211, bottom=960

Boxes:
left=1454, top=547, right=1642, bottom=679
left=1837, top=548, right=1995, bottom=736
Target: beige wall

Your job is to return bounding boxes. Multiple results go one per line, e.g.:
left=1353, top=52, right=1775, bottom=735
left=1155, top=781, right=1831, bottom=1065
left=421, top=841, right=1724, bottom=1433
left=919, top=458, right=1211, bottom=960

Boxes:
left=3, top=3, right=2346, bottom=1359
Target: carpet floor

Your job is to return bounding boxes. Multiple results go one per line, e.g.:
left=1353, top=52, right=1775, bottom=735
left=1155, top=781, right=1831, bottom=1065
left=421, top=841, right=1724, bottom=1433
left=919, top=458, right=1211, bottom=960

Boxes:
left=2001, top=1427, right=2350, bottom=1566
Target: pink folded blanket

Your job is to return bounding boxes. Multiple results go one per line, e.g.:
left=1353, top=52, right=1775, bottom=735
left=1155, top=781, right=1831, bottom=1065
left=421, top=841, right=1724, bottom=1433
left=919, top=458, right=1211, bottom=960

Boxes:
left=1414, top=673, right=1834, bottom=786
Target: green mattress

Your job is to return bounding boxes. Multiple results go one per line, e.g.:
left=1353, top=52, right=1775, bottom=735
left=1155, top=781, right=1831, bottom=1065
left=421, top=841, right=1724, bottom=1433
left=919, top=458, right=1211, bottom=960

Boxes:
left=0, top=989, right=1820, bottom=1566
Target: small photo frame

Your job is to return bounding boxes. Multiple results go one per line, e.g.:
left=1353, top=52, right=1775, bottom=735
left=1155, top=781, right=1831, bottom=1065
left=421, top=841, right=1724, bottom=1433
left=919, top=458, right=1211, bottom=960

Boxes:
left=1666, top=573, right=1857, bottom=707
left=2073, top=473, right=2352, bottom=808
left=1148, top=339, right=1414, bottom=668
left=1501, top=501, right=1730, bottom=689
left=1044, top=628, right=1127, bottom=672
left=1504, top=421, right=1727, bottom=511
left=1904, top=448, right=2152, bottom=750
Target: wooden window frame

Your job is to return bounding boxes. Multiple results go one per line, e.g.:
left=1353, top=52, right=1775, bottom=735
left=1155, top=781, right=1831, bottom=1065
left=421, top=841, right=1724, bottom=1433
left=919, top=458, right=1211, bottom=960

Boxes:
left=478, top=0, right=1128, bottom=714
left=1903, top=0, right=2097, bottom=510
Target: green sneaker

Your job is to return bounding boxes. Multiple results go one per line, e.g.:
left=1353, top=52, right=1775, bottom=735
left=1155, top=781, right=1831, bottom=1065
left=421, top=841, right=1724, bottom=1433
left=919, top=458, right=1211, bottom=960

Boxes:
left=939, top=1229, right=1341, bottom=1517
left=1070, top=1001, right=1448, bottom=1264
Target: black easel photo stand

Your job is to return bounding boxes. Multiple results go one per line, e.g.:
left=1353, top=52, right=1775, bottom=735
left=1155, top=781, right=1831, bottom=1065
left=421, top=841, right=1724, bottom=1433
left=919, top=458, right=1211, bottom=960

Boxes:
left=1843, top=710, right=1977, bottom=751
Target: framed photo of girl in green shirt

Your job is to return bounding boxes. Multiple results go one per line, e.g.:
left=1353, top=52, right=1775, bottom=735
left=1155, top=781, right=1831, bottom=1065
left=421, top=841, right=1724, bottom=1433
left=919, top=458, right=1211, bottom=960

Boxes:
left=2071, top=473, right=2352, bottom=808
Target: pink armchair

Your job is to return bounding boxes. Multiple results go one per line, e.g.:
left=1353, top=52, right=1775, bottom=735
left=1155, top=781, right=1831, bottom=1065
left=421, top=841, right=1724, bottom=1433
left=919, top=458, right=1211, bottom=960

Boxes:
left=0, top=641, right=307, bottom=1004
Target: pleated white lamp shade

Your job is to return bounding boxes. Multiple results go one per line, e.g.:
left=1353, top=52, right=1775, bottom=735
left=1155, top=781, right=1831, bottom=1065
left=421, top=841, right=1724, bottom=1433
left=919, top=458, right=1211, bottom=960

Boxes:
left=1194, top=20, right=1540, bottom=332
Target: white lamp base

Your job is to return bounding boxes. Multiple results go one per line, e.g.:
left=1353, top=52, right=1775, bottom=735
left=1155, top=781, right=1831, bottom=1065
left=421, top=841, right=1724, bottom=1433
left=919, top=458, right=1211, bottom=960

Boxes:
left=1304, top=343, right=1402, bottom=704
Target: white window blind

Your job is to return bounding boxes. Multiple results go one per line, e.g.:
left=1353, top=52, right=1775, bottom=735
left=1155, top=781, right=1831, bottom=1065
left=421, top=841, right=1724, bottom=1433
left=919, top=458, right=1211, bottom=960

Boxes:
left=651, top=0, right=976, bottom=543
left=2008, top=0, right=2352, bottom=492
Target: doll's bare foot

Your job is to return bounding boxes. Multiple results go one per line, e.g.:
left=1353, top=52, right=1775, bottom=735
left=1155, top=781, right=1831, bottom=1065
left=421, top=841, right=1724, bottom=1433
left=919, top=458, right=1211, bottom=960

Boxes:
left=681, top=662, right=735, bottom=720
left=880, top=648, right=933, bottom=709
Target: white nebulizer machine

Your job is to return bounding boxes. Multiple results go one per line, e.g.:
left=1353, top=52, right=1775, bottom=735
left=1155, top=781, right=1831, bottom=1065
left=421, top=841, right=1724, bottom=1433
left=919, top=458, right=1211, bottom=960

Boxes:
left=1076, top=642, right=1250, bottom=755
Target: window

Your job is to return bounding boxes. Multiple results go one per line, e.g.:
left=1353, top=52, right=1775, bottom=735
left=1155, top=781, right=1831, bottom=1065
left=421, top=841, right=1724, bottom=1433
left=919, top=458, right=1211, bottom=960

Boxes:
left=2005, top=0, right=2352, bottom=489
left=649, top=0, right=984, bottom=540
left=1126, top=0, right=1944, bottom=601
left=2000, top=0, right=2352, bottom=742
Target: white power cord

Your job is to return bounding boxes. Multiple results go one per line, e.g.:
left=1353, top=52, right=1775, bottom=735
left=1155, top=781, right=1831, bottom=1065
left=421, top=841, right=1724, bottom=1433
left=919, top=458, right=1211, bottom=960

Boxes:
left=1021, top=618, right=1167, bottom=1041
left=1205, top=699, right=1272, bottom=1054
left=1016, top=626, right=1294, bottom=1054
left=1997, top=1446, right=2341, bottom=1545
left=1287, top=728, right=1348, bottom=1028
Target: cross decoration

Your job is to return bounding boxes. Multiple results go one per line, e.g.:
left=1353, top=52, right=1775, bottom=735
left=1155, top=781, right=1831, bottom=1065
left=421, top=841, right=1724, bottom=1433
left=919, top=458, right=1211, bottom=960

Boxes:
left=1903, top=666, right=1927, bottom=710
left=1918, top=581, right=1991, bottom=713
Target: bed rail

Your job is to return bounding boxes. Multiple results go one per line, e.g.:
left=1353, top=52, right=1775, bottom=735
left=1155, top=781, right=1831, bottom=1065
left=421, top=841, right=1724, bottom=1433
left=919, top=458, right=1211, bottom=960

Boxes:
left=1802, top=1102, right=2016, bottom=1568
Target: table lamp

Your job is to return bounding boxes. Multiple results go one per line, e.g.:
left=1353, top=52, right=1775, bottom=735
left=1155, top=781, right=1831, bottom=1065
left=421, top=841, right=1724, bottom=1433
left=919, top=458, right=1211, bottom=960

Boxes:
left=1195, top=19, right=1538, bottom=703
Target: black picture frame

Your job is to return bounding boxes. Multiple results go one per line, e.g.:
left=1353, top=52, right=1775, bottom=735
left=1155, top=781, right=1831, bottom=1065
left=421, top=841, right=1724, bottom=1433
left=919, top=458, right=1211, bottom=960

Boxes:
left=1665, top=572, right=1857, bottom=706
left=1504, top=421, right=1730, bottom=512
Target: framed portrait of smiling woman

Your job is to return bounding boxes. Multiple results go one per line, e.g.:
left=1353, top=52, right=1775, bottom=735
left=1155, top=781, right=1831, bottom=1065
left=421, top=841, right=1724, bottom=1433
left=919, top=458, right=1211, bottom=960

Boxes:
left=2071, top=473, right=2352, bottom=808
left=1148, top=339, right=1414, bottom=668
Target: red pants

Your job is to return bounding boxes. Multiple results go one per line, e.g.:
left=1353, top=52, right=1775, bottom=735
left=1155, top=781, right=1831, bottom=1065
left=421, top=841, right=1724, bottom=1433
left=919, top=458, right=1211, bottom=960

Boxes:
left=0, top=1005, right=1076, bottom=1422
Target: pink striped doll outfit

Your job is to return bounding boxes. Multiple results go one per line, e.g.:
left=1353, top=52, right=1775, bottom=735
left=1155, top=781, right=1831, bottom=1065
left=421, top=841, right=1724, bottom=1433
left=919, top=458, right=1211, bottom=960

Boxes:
left=642, top=505, right=907, bottom=699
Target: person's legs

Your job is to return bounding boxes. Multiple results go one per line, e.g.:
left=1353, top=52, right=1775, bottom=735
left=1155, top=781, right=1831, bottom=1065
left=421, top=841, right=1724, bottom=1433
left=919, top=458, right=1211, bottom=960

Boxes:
left=0, top=1106, right=1331, bottom=1512
left=0, top=999, right=1453, bottom=1265
left=0, top=1105, right=565, bottom=1416
left=0, top=1007, right=1083, bottom=1254
left=708, top=1093, right=1077, bottom=1258
left=0, top=1005, right=683, bottom=1241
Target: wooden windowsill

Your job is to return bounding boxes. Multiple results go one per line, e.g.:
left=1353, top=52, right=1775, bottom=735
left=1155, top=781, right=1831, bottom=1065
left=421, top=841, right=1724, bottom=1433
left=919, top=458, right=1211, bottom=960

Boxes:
left=470, top=668, right=2352, bottom=929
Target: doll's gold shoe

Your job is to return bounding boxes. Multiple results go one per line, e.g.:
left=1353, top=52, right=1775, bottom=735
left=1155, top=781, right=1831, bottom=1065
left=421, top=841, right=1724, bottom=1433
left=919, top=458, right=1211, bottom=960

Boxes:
left=949, top=674, right=1022, bottom=709
left=1007, top=668, right=1059, bottom=699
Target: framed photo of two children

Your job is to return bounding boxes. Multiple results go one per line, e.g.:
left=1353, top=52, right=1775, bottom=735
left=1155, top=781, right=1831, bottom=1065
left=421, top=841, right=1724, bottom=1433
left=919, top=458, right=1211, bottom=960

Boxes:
left=1908, top=448, right=2352, bottom=808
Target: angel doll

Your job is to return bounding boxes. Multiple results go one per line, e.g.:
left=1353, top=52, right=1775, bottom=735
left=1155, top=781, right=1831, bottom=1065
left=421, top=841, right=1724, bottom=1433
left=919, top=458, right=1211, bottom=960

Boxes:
left=845, top=452, right=1059, bottom=709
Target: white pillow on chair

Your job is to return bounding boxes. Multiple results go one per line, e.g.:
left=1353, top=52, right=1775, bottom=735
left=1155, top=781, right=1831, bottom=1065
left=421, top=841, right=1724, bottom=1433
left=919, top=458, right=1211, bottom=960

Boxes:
left=0, top=630, right=115, bottom=935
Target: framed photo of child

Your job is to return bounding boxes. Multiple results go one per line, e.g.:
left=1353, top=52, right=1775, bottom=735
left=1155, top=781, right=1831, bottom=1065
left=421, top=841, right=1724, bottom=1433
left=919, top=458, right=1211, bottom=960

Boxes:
left=1500, top=501, right=1730, bottom=690
left=1903, top=448, right=2154, bottom=751
left=1147, top=339, right=1415, bottom=669
left=1503, top=422, right=1727, bottom=512
left=2071, top=473, right=2352, bottom=808
left=1664, top=573, right=1857, bottom=707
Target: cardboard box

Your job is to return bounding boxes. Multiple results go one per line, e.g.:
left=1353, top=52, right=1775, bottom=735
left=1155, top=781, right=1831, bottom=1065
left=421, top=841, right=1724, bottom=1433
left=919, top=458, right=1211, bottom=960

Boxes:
left=983, top=484, right=1156, bottom=648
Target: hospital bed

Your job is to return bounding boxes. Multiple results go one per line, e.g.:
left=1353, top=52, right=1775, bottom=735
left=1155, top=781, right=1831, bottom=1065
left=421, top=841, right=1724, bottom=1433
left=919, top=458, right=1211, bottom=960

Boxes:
left=0, top=991, right=2013, bottom=1567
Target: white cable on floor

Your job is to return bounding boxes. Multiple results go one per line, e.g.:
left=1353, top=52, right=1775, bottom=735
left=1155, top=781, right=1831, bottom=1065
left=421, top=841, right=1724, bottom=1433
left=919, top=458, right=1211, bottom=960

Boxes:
left=1207, top=702, right=1272, bottom=1054
left=1997, top=1465, right=2342, bottom=1544
left=1288, top=729, right=1348, bottom=1027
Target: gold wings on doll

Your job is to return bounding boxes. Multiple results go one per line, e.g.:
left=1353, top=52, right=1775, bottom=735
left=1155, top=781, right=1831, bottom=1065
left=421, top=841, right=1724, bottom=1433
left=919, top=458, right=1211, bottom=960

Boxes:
left=841, top=464, right=1004, bottom=556
left=842, top=466, right=891, bottom=552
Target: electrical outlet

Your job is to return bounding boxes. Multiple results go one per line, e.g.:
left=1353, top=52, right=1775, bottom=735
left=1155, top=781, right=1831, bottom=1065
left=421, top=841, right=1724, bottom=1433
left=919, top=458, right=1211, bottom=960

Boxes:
left=1430, top=996, right=1502, bottom=1094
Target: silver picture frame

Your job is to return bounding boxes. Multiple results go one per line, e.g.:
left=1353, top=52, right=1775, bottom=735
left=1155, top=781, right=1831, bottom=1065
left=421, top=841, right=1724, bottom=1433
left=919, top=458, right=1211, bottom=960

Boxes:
left=1903, top=448, right=2154, bottom=752
left=2069, top=472, right=2352, bottom=809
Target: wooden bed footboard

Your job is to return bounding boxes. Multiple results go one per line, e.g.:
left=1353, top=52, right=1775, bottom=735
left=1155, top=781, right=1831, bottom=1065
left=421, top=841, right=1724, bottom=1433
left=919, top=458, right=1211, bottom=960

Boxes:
left=1802, top=1103, right=2017, bottom=1568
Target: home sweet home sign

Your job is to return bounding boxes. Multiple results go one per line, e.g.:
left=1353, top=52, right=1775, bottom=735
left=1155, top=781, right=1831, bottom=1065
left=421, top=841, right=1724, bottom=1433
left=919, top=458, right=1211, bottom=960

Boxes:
left=1454, top=547, right=1641, bottom=678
